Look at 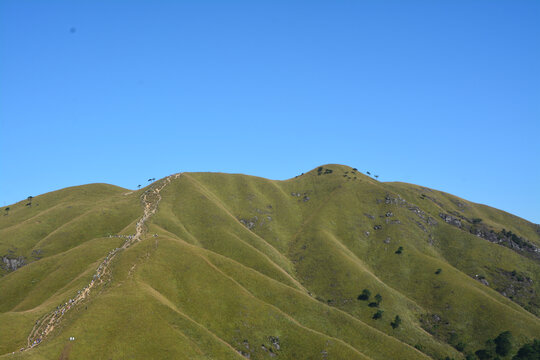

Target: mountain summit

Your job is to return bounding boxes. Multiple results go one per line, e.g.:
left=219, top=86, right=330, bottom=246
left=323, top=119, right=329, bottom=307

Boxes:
left=1, top=165, right=539, bottom=359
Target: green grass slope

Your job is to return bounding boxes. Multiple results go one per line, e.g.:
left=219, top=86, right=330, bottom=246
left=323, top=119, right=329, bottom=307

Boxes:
left=0, top=165, right=538, bottom=359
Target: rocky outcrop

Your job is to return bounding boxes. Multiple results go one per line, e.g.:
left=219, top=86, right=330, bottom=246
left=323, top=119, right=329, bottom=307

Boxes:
left=269, top=336, right=280, bottom=350
left=239, top=217, right=257, bottom=230
left=471, top=227, right=540, bottom=260
left=439, top=213, right=462, bottom=228
left=473, top=274, right=490, bottom=286
left=415, top=221, right=427, bottom=233
left=376, top=194, right=406, bottom=205
left=2, top=255, right=26, bottom=271
left=291, top=192, right=310, bottom=202
left=492, top=269, right=538, bottom=316
left=31, top=249, right=43, bottom=260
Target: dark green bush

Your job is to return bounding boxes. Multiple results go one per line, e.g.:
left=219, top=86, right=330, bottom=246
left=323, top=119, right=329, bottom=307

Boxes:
left=494, top=331, right=512, bottom=356
left=475, top=349, right=493, bottom=360
left=391, top=315, right=401, bottom=329
left=357, top=289, right=371, bottom=301
left=372, top=310, right=383, bottom=319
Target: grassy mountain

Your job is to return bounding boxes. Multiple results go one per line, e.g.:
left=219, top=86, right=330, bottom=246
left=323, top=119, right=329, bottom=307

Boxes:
left=0, top=165, right=538, bottom=359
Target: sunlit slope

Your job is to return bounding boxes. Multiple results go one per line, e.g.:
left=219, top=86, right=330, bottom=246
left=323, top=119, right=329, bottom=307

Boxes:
left=0, top=184, right=140, bottom=261
left=0, top=184, right=142, bottom=355
left=11, top=234, right=426, bottom=360
left=158, top=166, right=539, bottom=356
left=384, top=181, right=540, bottom=317
left=1, top=165, right=539, bottom=359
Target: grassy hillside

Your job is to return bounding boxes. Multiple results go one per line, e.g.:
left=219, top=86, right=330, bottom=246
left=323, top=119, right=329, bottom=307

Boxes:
left=0, top=165, right=538, bottom=359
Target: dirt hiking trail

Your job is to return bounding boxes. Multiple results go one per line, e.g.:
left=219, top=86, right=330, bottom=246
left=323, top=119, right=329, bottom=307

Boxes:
left=23, top=173, right=181, bottom=351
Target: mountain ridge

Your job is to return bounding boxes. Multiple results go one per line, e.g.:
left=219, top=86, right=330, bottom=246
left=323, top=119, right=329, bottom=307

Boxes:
left=0, top=164, right=538, bottom=359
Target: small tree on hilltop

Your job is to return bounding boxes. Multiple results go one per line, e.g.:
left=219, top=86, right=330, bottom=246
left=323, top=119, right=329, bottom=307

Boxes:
left=4, top=207, right=9, bottom=216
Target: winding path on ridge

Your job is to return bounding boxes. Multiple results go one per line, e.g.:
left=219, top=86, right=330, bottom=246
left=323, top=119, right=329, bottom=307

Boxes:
left=23, top=173, right=181, bottom=351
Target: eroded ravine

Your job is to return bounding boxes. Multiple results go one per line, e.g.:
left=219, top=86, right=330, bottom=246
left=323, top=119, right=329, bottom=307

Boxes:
left=23, top=173, right=181, bottom=351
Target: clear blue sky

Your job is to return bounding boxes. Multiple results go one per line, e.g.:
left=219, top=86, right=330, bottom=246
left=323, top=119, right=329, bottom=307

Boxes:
left=1, top=1, right=539, bottom=223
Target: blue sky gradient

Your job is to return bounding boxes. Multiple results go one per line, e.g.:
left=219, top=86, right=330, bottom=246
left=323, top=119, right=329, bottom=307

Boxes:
left=1, top=0, right=539, bottom=223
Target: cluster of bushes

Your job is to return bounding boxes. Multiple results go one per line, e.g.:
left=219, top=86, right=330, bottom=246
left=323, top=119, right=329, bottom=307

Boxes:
left=317, top=167, right=333, bottom=175
left=357, top=289, right=400, bottom=327
left=513, top=339, right=540, bottom=359
left=472, top=331, right=517, bottom=359
left=342, top=171, right=358, bottom=180
left=421, top=332, right=538, bottom=359
left=357, top=289, right=382, bottom=307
